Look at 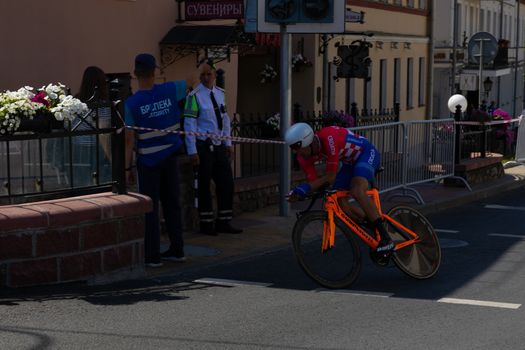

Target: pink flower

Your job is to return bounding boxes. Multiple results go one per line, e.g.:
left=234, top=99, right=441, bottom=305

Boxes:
left=492, top=108, right=511, bottom=120
left=31, top=91, right=49, bottom=107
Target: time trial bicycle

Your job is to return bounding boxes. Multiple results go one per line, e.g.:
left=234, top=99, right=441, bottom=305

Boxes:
left=291, top=172, right=441, bottom=289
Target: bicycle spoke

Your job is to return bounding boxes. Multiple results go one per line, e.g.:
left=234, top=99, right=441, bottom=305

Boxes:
left=292, top=211, right=361, bottom=289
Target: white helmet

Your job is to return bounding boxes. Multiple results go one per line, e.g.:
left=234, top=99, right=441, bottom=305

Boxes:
left=284, top=123, right=314, bottom=149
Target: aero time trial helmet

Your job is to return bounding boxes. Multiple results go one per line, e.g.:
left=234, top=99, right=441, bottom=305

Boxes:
left=284, top=123, right=314, bottom=149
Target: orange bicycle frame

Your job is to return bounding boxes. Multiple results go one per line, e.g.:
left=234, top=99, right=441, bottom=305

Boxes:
left=321, top=189, right=420, bottom=252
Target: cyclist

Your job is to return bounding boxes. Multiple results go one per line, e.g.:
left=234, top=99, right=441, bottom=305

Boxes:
left=285, top=123, right=394, bottom=254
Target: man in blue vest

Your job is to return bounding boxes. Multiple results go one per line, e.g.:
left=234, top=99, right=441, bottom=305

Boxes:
left=124, top=53, right=188, bottom=267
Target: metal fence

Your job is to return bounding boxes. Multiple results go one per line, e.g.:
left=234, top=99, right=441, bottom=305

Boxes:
left=0, top=101, right=125, bottom=205
left=230, top=111, right=398, bottom=179
left=231, top=115, right=461, bottom=204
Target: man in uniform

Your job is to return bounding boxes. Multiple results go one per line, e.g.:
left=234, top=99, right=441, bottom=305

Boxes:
left=184, top=61, right=242, bottom=236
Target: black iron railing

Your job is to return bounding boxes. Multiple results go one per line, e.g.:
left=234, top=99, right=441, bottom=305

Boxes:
left=0, top=101, right=125, bottom=205
left=230, top=105, right=400, bottom=179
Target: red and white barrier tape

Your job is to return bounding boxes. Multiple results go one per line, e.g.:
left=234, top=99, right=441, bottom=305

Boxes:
left=456, top=117, right=522, bottom=126
left=118, top=125, right=285, bottom=145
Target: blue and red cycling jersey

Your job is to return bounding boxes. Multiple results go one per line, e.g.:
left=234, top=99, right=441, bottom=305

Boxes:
left=297, top=126, right=380, bottom=184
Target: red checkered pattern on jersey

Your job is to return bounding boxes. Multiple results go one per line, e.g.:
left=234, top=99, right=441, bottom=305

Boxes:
left=342, top=143, right=363, bottom=163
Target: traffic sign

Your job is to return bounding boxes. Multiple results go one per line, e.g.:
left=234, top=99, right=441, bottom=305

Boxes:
left=468, top=32, right=498, bottom=65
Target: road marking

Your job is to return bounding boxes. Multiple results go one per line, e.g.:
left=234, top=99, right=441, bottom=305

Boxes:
left=315, top=288, right=393, bottom=298
left=194, top=278, right=272, bottom=287
left=485, top=204, right=525, bottom=211
left=488, top=233, right=525, bottom=239
left=435, top=229, right=460, bottom=234
left=437, top=297, right=521, bottom=309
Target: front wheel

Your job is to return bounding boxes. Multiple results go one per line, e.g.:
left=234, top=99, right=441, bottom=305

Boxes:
left=292, top=211, right=361, bottom=289
left=386, top=206, right=441, bottom=279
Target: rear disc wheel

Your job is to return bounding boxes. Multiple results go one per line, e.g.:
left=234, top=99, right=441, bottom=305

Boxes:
left=386, top=206, right=441, bottom=279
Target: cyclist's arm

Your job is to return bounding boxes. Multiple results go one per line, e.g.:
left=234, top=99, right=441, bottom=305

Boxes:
left=297, top=151, right=338, bottom=192
left=308, top=171, right=337, bottom=192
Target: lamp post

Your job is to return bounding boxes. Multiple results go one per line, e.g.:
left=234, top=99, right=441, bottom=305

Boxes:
left=483, top=76, right=493, bottom=98
left=448, top=94, right=468, bottom=165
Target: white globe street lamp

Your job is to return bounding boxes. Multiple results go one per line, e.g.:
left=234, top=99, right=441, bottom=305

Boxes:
left=447, top=94, right=468, bottom=114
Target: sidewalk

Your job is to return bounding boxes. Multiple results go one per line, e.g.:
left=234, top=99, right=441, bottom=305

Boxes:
left=147, top=164, right=525, bottom=279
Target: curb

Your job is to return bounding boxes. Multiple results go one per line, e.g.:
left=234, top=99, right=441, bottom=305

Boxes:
left=417, top=176, right=525, bottom=216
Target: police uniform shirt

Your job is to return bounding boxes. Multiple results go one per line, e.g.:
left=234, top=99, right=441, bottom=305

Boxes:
left=184, top=83, right=232, bottom=155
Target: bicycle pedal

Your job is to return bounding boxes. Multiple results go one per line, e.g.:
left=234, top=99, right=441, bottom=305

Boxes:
left=369, top=249, right=391, bottom=267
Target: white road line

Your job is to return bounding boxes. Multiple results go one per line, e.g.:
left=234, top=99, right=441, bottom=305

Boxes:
left=488, top=233, right=525, bottom=239
left=485, top=204, right=525, bottom=211
left=437, top=297, right=521, bottom=310
left=435, top=229, right=460, bottom=234
left=316, top=289, right=393, bottom=298
left=194, top=278, right=272, bottom=287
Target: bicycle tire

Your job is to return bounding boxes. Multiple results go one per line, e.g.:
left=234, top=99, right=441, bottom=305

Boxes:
left=292, top=211, right=361, bottom=289
left=386, top=206, right=441, bottom=279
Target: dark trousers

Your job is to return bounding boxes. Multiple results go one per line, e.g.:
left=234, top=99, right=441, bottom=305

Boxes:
left=197, top=141, right=234, bottom=226
left=138, top=153, right=184, bottom=260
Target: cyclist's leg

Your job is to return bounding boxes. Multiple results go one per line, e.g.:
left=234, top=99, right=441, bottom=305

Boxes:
left=334, top=163, right=366, bottom=222
left=350, top=147, right=393, bottom=253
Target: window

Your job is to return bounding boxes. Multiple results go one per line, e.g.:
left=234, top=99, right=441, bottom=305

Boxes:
left=457, top=4, right=463, bottom=37
left=494, top=15, right=498, bottom=38
left=407, top=0, right=414, bottom=8
left=393, top=58, right=400, bottom=105
left=487, top=11, right=491, bottom=33
left=419, top=0, right=426, bottom=10
left=480, top=9, right=484, bottom=31
left=418, top=57, right=425, bottom=106
left=379, top=59, right=387, bottom=111
left=406, top=58, right=413, bottom=110
left=503, top=14, right=507, bottom=38
left=393, top=0, right=402, bottom=5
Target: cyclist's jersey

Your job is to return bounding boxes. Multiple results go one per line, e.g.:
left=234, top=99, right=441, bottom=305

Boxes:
left=297, top=126, right=372, bottom=182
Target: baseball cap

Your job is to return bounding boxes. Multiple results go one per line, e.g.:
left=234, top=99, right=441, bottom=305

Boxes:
left=134, top=53, right=158, bottom=72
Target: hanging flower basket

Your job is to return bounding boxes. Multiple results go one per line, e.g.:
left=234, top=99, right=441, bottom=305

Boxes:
left=259, top=64, right=277, bottom=84
left=291, top=54, right=312, bottom=72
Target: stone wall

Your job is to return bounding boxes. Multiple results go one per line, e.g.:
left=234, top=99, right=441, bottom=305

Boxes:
left=0, top=193, right=152, bottom=288
left=453, top=155, right=504, bottom=185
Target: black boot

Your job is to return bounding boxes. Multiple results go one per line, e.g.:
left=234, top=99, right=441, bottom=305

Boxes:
left=373, top=218, right=394, bottom=254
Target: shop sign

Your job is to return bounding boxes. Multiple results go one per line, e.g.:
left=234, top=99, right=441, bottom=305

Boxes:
left=185, top=0, right=244, bottom=20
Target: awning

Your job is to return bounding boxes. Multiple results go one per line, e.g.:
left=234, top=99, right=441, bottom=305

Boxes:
left=160, top=25, right=239, bottom=46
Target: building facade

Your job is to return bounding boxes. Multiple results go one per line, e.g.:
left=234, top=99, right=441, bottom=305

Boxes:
left=1, top=0, right=432, bottom=121
left=432, top=0, right=525, bottom=118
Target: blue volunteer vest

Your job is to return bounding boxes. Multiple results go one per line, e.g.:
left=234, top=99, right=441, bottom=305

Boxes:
left=125, top=83, right=183, bottom=167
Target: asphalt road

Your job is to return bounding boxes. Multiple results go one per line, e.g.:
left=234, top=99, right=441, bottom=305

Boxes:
left=2, top=186, right=525, bottom=349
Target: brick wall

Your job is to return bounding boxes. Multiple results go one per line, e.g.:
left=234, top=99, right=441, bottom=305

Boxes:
left=0, top=193, right=151, bottom=288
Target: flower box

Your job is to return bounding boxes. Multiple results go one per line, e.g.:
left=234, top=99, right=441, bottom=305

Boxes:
left=0, top=84, right=86, bottom=136
left=16, top=113, right=65, bottom=134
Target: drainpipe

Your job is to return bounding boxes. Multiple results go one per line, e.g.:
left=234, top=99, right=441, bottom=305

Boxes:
left=452, top=0, right=459, bottom=96
left=513, top=0, right=520, bottom=117
left=428, top=0, right=435, bottom=119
